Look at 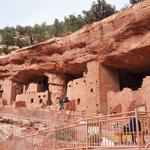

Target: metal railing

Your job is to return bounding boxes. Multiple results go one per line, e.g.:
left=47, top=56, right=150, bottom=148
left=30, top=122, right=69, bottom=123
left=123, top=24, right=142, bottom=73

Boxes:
left=0, top=106, right=94, bottom=125
left=1, top=109, right=150, bottom=149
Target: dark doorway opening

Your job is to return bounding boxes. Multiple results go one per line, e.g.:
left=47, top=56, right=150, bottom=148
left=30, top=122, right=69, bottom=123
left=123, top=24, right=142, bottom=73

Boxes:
left=119, top=70, right=150, bottom=91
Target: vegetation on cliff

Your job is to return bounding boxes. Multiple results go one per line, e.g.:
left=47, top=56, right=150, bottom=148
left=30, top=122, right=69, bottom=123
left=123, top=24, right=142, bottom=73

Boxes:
left=0, top=0, right=144, bottom=54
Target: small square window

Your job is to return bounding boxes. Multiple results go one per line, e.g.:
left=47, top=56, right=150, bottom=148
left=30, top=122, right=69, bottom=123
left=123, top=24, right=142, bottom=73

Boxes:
left=31, top=98, right=34, bottom=103
left=39, top=99, right=42, bottom=104
left=77, top=99, right=80, bottom=105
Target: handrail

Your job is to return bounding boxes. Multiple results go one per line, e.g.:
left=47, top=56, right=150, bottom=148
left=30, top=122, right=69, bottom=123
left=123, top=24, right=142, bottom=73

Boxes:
left=0, top=110, right=138, bottom=140
left=0, top=112, right=52, bottom=124
left=145, top=143, right=150, bottom=150
left=0, top=109, right=150, bottom=149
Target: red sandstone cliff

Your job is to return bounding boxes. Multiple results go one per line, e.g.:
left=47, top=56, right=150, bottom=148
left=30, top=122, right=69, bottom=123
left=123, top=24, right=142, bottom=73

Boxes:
left=0, top=0, right=150, bottom=82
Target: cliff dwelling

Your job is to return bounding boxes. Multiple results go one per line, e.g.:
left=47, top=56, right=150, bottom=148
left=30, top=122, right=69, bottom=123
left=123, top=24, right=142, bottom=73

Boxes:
left=0, top=0, right=150, bottom=116
left=15, top=74, right=51, bottom=108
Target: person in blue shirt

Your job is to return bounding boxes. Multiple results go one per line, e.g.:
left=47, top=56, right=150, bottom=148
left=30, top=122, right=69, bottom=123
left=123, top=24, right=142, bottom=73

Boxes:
left=59, top=97, right=70, bottom=110
left=63, top=97, right=70, bottom=103
left=129, top=117, right=141, bottom=143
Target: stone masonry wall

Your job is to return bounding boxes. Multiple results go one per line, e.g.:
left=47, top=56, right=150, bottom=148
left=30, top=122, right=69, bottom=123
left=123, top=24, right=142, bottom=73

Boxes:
left=47, top=73, right=66, bottom=109
left=85, top=61, right=101, bottom=114
left=16, top=90, right=49, bottom=107
left=66, top=62, right=120, bottom=114
left=99, top=65, right=120, bottom=114
left=2, top=80, right=16, bottom=105
left=66, top=61, right=101, bottom=113
left=67, top=77, right=86, bottom=112
left=107, top=76, right=150, bottom=113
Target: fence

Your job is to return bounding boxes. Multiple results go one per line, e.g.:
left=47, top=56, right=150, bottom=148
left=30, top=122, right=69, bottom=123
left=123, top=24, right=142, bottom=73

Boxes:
left=1, top=109, right=150, bottom=149
left=0, top=106, right=94, bottom=125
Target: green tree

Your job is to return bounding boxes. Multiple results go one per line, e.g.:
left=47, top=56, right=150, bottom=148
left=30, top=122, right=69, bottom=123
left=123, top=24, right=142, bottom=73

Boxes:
left=24, top=26, right=34, bottom=45
left=91, top=0, right=116, bottom=21
left=33, top=22, right=48, bottom=42
left=1, top=32, right=15, bottom=48
left=15, top=25, right=30, bottom=47
left=53, top=19, right=64, bottom=37
left=47, top=25, right=56, bottom=38
left=82, top=10, right=95, bottom=25
left=0, top=47, right=9, bottom=54
left=15, top=37, right=29, bottom=48
left=129, top=0, right=144, bottom=5
left=120, top=4, right=130, bottom=11
left=2, top=27, right=15, bottom=34
left=64, top=15, right=84, bottom=32
left=16, top=25, right=26, bottom=37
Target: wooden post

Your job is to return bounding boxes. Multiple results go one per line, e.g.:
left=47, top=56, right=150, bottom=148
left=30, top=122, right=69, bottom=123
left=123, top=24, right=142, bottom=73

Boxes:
left=40, top=107, right=41, bottom=119
left=32, top=134, right=34, bottom=150
left=145, top=143, right=150, bottom=150
left=52, top=131, right=55, bottom=150
left=86, top=119, right=88, bottom=150
left=99, top=118, right=101, bottom=146
left=135, top=109, right=141, bottom=150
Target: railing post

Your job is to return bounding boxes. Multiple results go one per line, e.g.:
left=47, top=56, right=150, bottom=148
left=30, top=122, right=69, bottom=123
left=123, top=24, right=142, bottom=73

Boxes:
left=52, top=131, right=55, bottom=150
left=86, top=119, right=88, bottom=150
left=49, top=106, right=50, bottom=113
left=135, top=108, right=141, bottom=150
left=40, top=107, right=41, bottom=119
left=145, top=143, right=150, bottom=150
left=15, top=139, right=16, bottom=150
left=99, top=118, right=101, bottom=147
left=32, top=134, right=34, bottom=150
left=1, top=141, right=3, bottom=150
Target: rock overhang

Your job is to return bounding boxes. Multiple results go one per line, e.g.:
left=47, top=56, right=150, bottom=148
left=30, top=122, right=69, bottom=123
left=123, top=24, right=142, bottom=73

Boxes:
left=0, top=0, right=149, bottom=81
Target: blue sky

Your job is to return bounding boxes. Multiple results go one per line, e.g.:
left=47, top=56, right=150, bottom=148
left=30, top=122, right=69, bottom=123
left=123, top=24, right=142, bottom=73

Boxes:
left=0, top=0, right=129, bottom=29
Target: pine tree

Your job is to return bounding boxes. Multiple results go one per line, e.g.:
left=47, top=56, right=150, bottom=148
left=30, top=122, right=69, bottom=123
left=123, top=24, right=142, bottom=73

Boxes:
left=130, top=0, right=144, bottom=5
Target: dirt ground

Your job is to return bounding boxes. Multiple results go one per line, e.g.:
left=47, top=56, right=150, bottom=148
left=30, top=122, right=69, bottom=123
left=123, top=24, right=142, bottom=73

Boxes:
left=0, top=116, right=49, bottom=140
